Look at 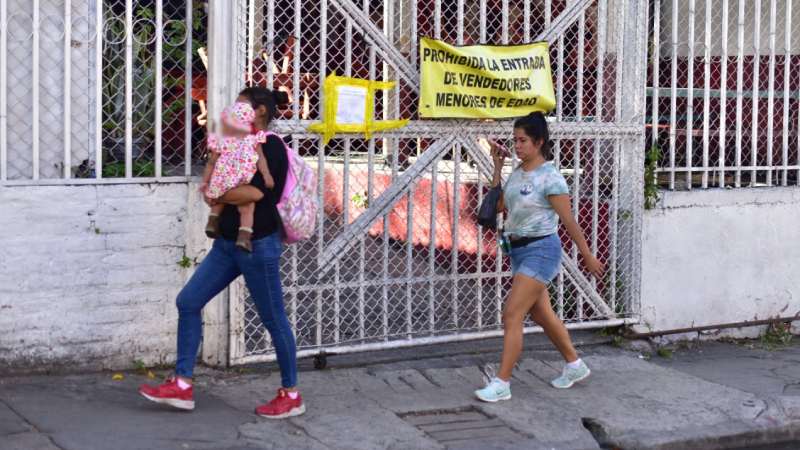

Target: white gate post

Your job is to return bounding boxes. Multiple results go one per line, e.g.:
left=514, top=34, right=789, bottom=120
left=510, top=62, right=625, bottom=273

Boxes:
left=618, top=0, right=649, bottom=320
left=201, top=0, right=245, bottom=367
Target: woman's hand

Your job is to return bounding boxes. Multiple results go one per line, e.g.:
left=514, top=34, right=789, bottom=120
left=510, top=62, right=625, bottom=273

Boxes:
left=203, top=195, right=218, bottom=207
left=488, top=139, right=507, bottom=169
left=581, top=253, right=605, bottom=278
left=550, top=194, right=605, bottom=279
left=485, top=138, right=507, bottom=188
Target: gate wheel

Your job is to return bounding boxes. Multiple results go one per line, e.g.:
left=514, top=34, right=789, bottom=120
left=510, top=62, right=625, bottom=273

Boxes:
left=313, top=353, right=327, bottom=370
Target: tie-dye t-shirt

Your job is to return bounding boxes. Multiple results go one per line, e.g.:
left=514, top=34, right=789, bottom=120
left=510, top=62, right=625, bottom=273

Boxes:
left=502, top=161, right=569, bottom=238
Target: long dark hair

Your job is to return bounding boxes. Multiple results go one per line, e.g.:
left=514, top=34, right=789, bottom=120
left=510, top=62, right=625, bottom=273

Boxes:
left=513, top=112, right=553, bottom=160
left=238, top=87, right=290, bottom=126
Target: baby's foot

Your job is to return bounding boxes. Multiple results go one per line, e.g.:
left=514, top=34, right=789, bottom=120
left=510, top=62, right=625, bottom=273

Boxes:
left=236, top=227, right=253, bottom=253
left=205, top=214, right=220, bottom=239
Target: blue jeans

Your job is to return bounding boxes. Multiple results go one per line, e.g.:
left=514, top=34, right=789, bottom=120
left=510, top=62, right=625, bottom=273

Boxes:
left=175, top=233, right=297, bottom=387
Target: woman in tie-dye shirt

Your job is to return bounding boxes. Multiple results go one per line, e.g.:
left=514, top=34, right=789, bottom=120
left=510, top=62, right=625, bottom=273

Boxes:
left=475, top=112, right=604, bottom=403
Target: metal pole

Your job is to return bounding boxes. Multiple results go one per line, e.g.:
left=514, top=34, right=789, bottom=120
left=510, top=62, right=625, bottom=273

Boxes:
left=184, top=0, right=193, bottom=176
left=64, top=0, right=72, bottom=178
left=33, top=0, right=41, bottom=180
left=155, top=0, right=163, bottom=178
left=125, top=0, right=133, bottom=179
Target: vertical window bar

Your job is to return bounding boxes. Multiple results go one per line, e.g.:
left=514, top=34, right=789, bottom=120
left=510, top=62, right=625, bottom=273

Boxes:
left=292, top=0, right=301, bottom=119
left=546, top=0, right=552, bottom=27
left=524, top=0, right=531, bottom=42
left=429, top=160, right=438, bottom=333
left=480, top=0, right=486, bottom=43
left=451, top=145, right=461, bottom=329
left=154, top=0, right=163, bottom=178
left=64, top=0, right=72, bottom=178
left=124, top=0, right=133, bottom=179
left=735, top=0, right=744, bottom=187
left=33, top=0, right=41, bottom=180
left=669, top=0, right=679, bottom=189
left=651, top=0, right=660, bottom=149
left=686, top=0, right=695, bottom=189
left=766, top=0, right=777, bottom=186
left=267, top=0, right=275, bottom=87
left=435, top=0, right=441, bottom=39
left=457, top=0, right=464, bottom=45
left=317, top=0, right=328, bottom=348
left=0, top=0, right=6, bottom=182
left=782, top=0, right=792, bottom=186
left=502, top=0, right=509, bottom=44
left=751, top=1, right=761, bottom=185
left=702, top=0, right=711, bottom=188
left=184, top=0, right=192, bottom=177
left=719, top=0, right=729, bottom=187
left=95, top=0, right=103, bottom=179
left=406, top=181, right=414, bottom=337
left=247, top=0, right=255, bottom=85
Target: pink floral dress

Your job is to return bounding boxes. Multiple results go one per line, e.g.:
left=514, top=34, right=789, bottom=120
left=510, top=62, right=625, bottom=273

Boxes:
left=205, top=130, right=268, bottom=199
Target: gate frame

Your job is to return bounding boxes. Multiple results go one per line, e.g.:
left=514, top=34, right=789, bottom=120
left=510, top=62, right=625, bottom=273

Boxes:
left=202, top=0, right=648, bottom=367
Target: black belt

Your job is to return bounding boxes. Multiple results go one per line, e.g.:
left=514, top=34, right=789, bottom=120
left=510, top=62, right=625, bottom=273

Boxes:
left=509, top=234, right=550, bottom=249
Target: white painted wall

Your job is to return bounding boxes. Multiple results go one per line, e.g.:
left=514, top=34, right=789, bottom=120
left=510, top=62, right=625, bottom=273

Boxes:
left=0, top=183, right=209, bottom=373
left=638, top=187, right=800, bottom=336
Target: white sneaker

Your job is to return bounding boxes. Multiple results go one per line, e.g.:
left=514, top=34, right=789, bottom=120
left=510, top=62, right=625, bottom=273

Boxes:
left=475, top=377, right=512, bottom=402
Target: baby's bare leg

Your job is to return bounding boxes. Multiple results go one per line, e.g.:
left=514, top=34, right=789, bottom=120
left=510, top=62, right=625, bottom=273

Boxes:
left=235, top=202, right=256, bottom=253
left=205, top=202, right=225, bottom=239
left=238, top=202, right=255, bottom=229
left=210, top=203, right=225, bottom=216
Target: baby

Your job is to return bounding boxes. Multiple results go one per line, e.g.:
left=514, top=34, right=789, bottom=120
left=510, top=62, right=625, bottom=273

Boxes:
left=201, top=102, right=273, bottom=252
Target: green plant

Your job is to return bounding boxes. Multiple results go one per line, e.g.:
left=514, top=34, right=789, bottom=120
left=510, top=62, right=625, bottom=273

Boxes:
left=133, top=359, right=147, bottom=373
left=611, top=335, right=625, bottom=348
left=102, top=160, right=155, bottom=178
left=351, top=191, right=370, bottom=209
left=644, top=145, right=660, bottom=209
left=597, top=327, right=617, bottom=337
left=177, top=255, right=192, bottom=269
left=656, top=347, right=673, bottom=359
left=761, top=321, right=793, bottom=349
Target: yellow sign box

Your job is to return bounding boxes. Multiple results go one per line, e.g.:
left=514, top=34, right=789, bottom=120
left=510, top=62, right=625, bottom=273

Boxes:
left=419, top=37, right=556, bottom=119
left=308, top=73, right=408, bottom=144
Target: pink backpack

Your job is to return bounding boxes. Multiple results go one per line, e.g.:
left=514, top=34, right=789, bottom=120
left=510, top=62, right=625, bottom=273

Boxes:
left=265, top=132, right=317, bottom=243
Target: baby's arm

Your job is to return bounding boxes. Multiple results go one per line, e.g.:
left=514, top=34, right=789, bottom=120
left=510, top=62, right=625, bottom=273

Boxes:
left=256, top=147, right=275, bottom=189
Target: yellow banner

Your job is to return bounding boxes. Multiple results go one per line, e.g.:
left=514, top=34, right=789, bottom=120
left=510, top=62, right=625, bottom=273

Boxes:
left=419, top=37, right=556, bottom=119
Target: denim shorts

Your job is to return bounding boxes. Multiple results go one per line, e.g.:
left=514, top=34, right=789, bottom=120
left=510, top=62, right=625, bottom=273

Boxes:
left=509, top=233, right=562, bottom=284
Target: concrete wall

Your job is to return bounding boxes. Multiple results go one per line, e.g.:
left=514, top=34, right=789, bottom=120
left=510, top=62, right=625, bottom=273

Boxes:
left=639, top=187, right=800, bottom=337
left=0, top=183, right=209, bottom=373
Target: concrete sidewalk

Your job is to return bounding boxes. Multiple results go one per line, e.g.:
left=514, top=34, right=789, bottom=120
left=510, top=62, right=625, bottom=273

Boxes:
left=2, top=333, right=800, bottom=450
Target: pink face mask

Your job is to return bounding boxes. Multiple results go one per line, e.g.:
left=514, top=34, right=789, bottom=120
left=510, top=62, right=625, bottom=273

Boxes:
left=220, top=102, right=255, bottom=132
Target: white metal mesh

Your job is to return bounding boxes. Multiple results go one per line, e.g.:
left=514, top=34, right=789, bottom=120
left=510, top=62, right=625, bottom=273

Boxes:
left=230, top=0, right=644, bottom=363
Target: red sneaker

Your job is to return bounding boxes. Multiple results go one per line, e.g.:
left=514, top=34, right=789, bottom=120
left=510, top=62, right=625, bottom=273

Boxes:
left=255, top=388, right=306, bottom=419
left=139, top=377, right=195, bottom=411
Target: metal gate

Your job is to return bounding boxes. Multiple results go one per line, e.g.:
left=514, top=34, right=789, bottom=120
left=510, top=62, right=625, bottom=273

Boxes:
left=222, top=0, right=647, bottom=364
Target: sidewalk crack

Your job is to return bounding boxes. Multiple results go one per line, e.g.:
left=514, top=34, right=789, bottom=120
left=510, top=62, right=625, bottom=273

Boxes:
left=287, top=419, right=332, bottom=449
left=0, top=397, right=65, bottom=450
